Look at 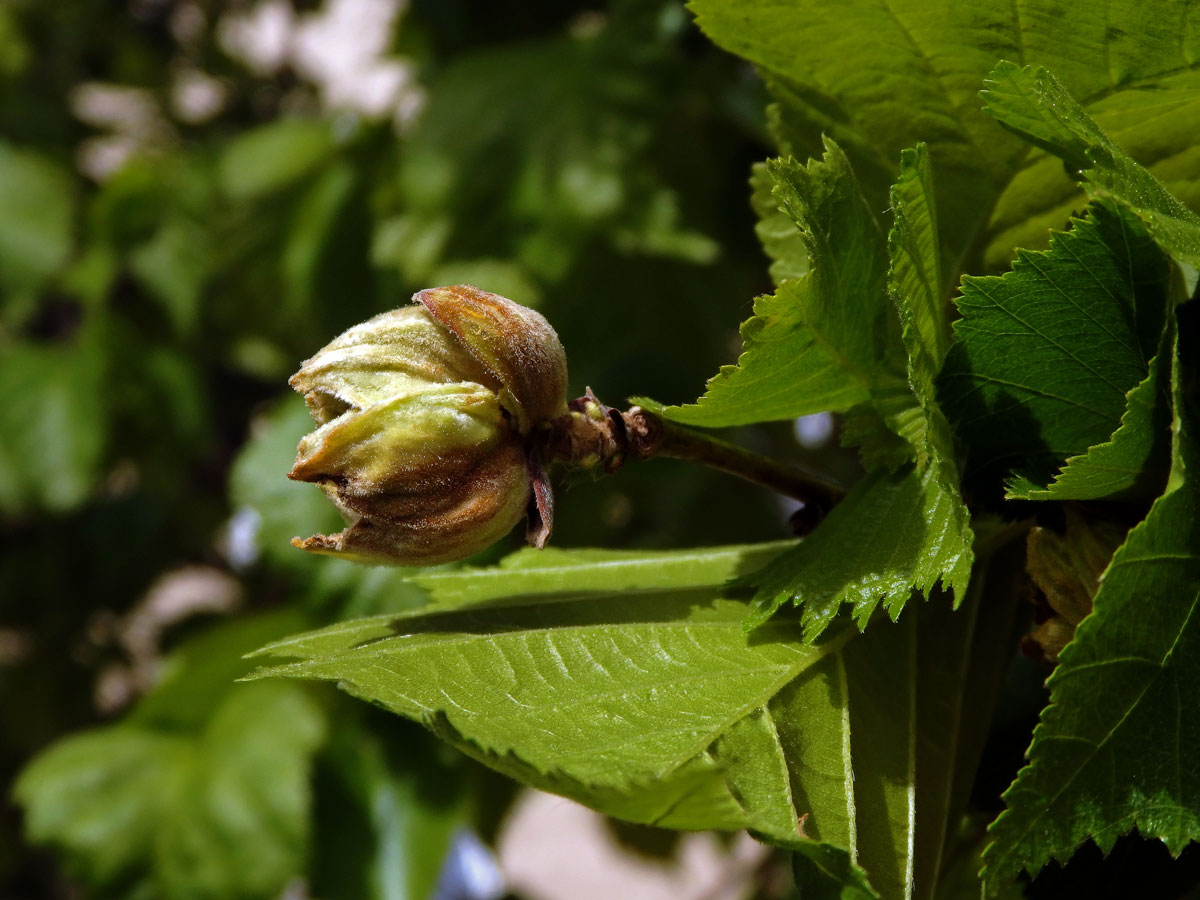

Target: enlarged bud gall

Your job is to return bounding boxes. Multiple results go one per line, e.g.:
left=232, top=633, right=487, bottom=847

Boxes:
left=288, top=286, right=566, bottom=565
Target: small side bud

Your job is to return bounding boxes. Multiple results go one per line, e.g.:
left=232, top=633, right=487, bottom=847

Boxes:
left=1023, top=509, right=1127, bottom=663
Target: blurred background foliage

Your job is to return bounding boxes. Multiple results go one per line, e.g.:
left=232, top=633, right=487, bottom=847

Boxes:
left=0, top=1, right=841, bottom=897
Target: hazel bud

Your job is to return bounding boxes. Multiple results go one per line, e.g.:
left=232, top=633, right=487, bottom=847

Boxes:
left=288, top=286, right=567, bottom=565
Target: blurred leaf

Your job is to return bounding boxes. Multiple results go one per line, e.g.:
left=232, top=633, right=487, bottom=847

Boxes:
left=0, top=142, right=74, bottom=314
left=311, top=713, right=474, bottom=900
left=0, top=326, right=107, bottom=514
left=0, top=7, right=32, bottom=76
left=250, top=536, right=1022, bottom=900
left=15, top=613, right=326, bottom=900
left=982, top=60, right=1200, bottom=269
left=228, top=393, right=346, bottom=573
left=128, top=216, right=212, bottom=336
left=662, top=139, right=904, bottom=427
left=938, top=200, right=1171, bottom=487
left=281, top=161, right=361, bottom=315
left=218, top=119, right=335, bottom=200
left=983, top=321, right=1200, bottom=893
left=391, top=23, right=717, bottom=290
left=688, top=0, right=1200, bottom=271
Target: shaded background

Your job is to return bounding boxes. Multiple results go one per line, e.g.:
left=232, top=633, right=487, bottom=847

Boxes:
left=0, top=1, right=842, bottom=897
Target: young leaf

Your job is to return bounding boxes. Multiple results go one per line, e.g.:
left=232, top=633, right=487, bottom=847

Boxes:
left=14, top=613, right=326, bottom=900
left=747, top=147, right=973, bottom=637
left=251, top=537, right=1023, bottom=900
left=982, top=61, right=1200, bottom=268
left=751, top=161, right=809, bottom=285
left=938, top=200, right=1171, bottom=487
left=982, top=319, right=1200, bottom=891
left=662, top=138, right=903, bottom=428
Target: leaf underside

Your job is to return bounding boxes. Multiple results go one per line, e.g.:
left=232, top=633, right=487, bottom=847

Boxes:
left=250, top=538, right=1021, bottom=900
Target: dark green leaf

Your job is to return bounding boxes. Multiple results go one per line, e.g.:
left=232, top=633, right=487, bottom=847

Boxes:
left=1005, top=344, right=1171, bottom=501
left=939, top=200, right=1171, bottom=486
left=982, top=320, right=1200, bottom=891
left=790, top=842, right=880, bottom=900
left=311, top=713, right=473, bottom=900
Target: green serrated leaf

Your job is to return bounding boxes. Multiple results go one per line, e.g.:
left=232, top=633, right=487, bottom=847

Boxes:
left=939, top=199, right=1171, bottom=486
left=662, top=138, right=902, bottom=428
left=14, top=613, right=326, bottom=900
left=982, top=317, right=1200, bottom=891
left=982, top=60, right=1200, bottom=269
left=688, top=0, right=1200, bottom=271
left=1004, top=342, right=1171, bottom=501
left=751, top=160, right=810, bottom=285
left=747, top=147, right=973, bottom=637
left=889, top=145, right=951, bottom=378
left=741, top=466, right=972, bottom=640
left=251, top=539, right=1021, bottom=900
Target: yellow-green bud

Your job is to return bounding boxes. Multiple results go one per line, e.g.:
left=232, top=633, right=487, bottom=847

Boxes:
left=288, top=286, right=567, bottom=565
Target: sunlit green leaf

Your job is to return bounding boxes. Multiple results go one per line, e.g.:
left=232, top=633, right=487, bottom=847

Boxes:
left=688, top=0, right=1200, bottom=271
left=663, top=139, right=903, bottom=427
left=745, top=147, right=972, bottom=636
left=982, top=60, right=1200, bottom=268
left=741, top=466, right=972, bottom=639
left=251, top=535, right=1023, bottom=900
